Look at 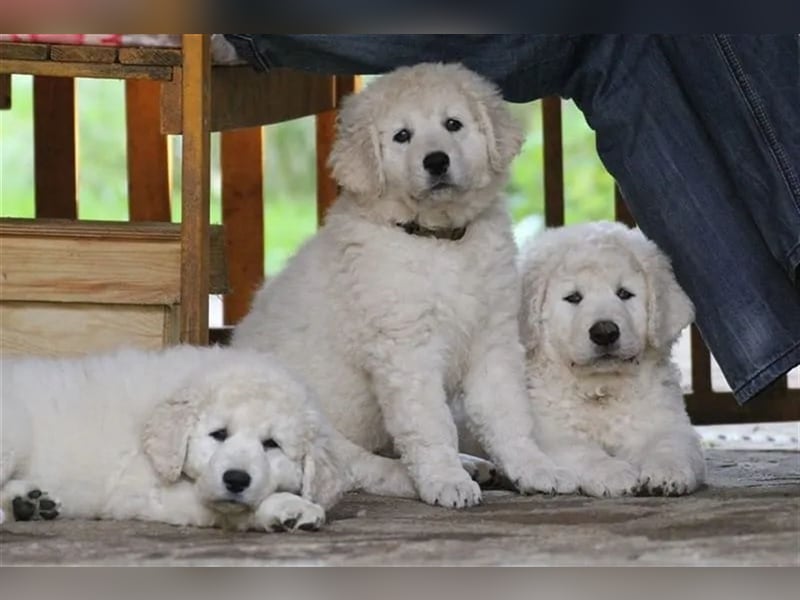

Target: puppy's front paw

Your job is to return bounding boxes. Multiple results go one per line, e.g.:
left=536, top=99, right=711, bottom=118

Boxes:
left=503, top=453, right=579, bottom=495
left=2, top=482, right=60, bottom=521
left=577, top=458, right=640, bottom=497
left=256, top=493, right=326, bottom=532
left=637, top=457, right=699, bottom=496
left=459, top=453, right=502, bottom=487
left=417, top=471, right=481, bottom=508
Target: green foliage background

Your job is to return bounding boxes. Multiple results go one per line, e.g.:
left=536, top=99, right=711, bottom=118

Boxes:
left=0, top=76, right=615, bottom=275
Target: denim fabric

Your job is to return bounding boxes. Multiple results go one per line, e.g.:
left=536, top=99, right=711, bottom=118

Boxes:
left=225, top=34, right=800, bottom=404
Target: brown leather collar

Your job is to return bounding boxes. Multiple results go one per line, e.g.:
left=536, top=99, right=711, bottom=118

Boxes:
left=396, top=221, right=467, bottom=241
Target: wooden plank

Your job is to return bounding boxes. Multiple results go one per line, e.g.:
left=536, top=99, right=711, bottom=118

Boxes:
left=0, top=302, right=171, bottom=358
left=179, top=34, right=211, bottom=345
left=0, top=74, right=10, bottom=109
left=0, top=235, right=182, bottom=304
left=50, top=45, right=118, bottom=64
left=0, top=59, right=172, bottom=81
left=119, top=47, right=182, bottom=66
left=690, top=325, right=712, bottom=394
left=0, top=218, right=228, bottom=295
left=33, top=76, right=77, bottom=219
left=316, top=75, right=361, bottom=225
left=0, top=42, right=49, bottom=60
left=161, top=67, right=337, bottom=134
left=221, top=126, right=264, bottom=325
left=542, top=96, right=564, bottom=227
left=614, top=184, right=636, bottom=227
left=126, top=79, right=171, bottom=222
left=686, top=388, right=800, bottom=425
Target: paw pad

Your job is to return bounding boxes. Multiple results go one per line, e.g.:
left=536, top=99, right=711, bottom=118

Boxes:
left=11, top=489, right=59, bottom=521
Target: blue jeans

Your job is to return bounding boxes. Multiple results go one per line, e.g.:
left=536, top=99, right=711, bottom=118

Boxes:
left=225, top=34, right=800, bottom=404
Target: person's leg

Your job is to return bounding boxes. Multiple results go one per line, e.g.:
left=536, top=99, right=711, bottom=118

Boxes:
left=224, top=34, right=580, bottom=100
left=566, top=35, right=800, bottom=403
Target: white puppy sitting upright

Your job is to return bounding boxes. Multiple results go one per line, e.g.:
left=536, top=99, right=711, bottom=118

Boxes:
left=233, top=63, right=577, bottom=507
left=1, top=346, right=415, bottom=530
left=518, top=221, right=705, bottom=497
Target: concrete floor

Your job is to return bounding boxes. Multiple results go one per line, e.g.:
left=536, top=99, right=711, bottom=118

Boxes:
left=1, top=449, right=797, bottom=566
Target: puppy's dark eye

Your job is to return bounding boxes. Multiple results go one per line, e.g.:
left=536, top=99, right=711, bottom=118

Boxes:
left=393, top=128, right=412, bottom=143
left=563, top=292, right=583, bottom=304
left=262, top=438, right=280, bottom=451
left=617, top=287, right=635, bottom=300
left=444, top=118, right=463, bottom=132
left=209, top=428, right=228, bottom=442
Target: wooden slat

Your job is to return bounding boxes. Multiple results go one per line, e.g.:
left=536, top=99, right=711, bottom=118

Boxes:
left=690, top=325, right=712, bottom=395
left=33, top=76, right=76, bottom=219
left=0, top=42, right=49, bottom=60
left=0, top=218, right=228, bottom=295
left=126, top=79, right=171, bottom=222
left=0, top=235, right=182, bottom=304
left=221, top=127, right=264, bottom=325
left=119, top=47, right=182, bottom=66
left=315, top=76, right=360, bottom=225
left=542, top=96, right=564, bottom=227
left=50, top=45, right=118, bottom=64
left=179, top=34, right=212, bottom=345
left=0, top=59, right=172, bottom=81
left=614, top=184, right=636, bottom=227
left=686, top=388, right=800, bottom=425
left=1, top=302, right=172, bottom=358
left=161, top=67, right=338, bottom=134
left=0, top=74, right=10, bottom=109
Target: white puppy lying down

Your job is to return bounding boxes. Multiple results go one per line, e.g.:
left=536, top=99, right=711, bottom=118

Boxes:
left=517, top=222, right=705, bottom=497
left=0, top=346, right=415, bottom=530
left=233, top=63, right=577, bottom=508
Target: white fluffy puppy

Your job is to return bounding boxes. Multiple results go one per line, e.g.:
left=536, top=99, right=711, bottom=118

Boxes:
left=518, top=221, right=706, bottom=497
left=233, top=63, right=576, bottom=508
left=1, top=346, right=415, bottom=530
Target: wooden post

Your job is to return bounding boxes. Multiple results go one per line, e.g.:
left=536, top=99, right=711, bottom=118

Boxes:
left=316, top=75, right=360, bottom=225
left=542, top=96, right=564, bottom=227
left=126, top=79, right=171, bottom=222
left=614, top=184, right=636, bottom=227
left=690, top=326, right=712, bottom=395
left=0, top=74, right=10, bottom=109
left=33, top=76, right=77, bottom=219
left=179, top=34, right=211, bottom=345
left=221, top=127, right=264, bottom=325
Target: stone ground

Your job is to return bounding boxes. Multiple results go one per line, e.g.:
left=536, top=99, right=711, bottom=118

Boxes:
left=1, top=450, right=797, bottom=566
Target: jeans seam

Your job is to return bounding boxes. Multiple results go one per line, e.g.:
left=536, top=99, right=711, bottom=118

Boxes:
left=225, top=34, right=271, bottom=71
left=733, top=337, right=800, bottom=398
left=713, top=34, right=800, bottom=218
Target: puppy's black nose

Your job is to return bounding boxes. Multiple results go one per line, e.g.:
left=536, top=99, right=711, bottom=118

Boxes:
left=423, top=151, right=450, bottom=176
left=222, top=469, right=251, bottom=493
left=589, top=321, right=620, bottom=346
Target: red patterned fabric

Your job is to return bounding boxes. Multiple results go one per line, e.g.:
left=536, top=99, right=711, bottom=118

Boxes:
left=0, top=34, right=124, bottom=45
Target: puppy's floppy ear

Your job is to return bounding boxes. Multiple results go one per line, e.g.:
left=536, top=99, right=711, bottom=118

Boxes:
left=328, top=91, right=384, bottom=198
left=628, top=230, right=695, bottom=350
left=461, top=70, right=524, bottom=173
left=518, top=232, right=561, bottom=352
left=142, top=384, right=200, bottom=483
left=300, top=417, right=346, bottom=510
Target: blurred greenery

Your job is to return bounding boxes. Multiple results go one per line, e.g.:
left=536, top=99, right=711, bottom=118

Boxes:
left=0, top=75, right=614, bottom=275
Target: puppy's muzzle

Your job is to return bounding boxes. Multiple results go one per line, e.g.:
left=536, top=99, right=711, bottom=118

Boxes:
left=222, top=469, right=251, bottom=494
left=589, top=320, right=620, bottom=347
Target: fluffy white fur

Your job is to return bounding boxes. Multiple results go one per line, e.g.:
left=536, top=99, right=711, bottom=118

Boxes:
left=233, top=63, right=577, bottom=508
left=0, top=346, right=415, bottom=530
left=518, top=221, right=706, bottom=497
